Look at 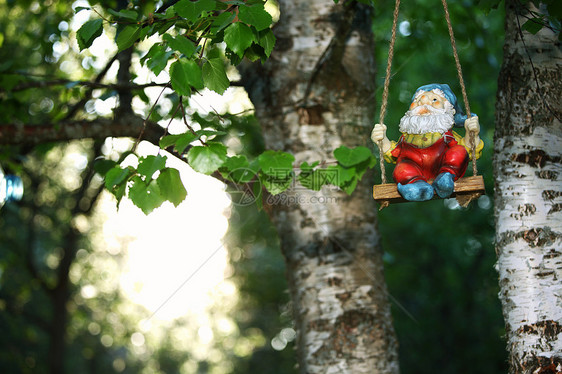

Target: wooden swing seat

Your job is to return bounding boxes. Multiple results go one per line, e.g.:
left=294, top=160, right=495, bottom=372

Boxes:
left=373, top=175, right=485, bottom=205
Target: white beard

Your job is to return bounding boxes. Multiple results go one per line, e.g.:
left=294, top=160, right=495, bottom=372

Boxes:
left=399, top=104, right=455, bottom=135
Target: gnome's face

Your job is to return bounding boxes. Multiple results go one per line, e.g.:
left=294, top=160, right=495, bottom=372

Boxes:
left=399, top=89, right=455, bottom=135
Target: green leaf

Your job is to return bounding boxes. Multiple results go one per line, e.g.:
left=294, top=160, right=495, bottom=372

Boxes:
left=159, top=134, right=180, bottom=149
left=333, top=146, right=372, bottom=167
left=129, top=177, right=165, bottom=214
left=211, top=11, right=236, bottom=33
left=298, top=162, right=339, bottom=191
left=522, top=18, right=544, bottom=34
left=187, top=142, right=227, bottom=174
left=223, top=155, right=250, bottom=171
left=116, top=25, right=141, bottom=51
left=341, top=176, right=359, bottom=195
left=258, top=150, right=295, bottom=177
left=328, top=161, right=371, bottom=195
left=252, top=180, right=263, bottom=210
left=196, top=129, right=226, bottom=139
left=329, top=164, right=355, bottom=186
left=137, top=154, right=167, bottom=179
left=157, top=168, right=187, bottom=207
left=77, top=19, right=103, bottom=51
left=298, top=170, right=321, bottom=191
left=260, top=173, right=292, bottom=195
left=140, top=43, right=161, bottom=65
left=170, top=59, right=204, bottom=96
left=238, top=3, right=272, bottom=31
left=105, top=166, right=132, bottom=189
left=105, top=166, right=133, bottom=202
left=163, top=34, right=196, bottom=57
left=148, top=50, right=174, bottom=76
left=94, top=159, right=117, bottom=176
left=74, top=6, right=90, bottom=13
left=221, top=155, right=257, bottom=183
left=139, top=24, right=155, bottom=41
left=257, top=28, right=276, bottom=57
left=143, top=44, right=174, bottom=76
left=159, top=132, right=198, bottom=154
left=224, top=23, right=255, bottom=58
left=164, top=6, right=177, bottom=19
left=107, top=8, right=139, bottom=20
left=202, top=58, right=230, bottom=94
left=300, top=161, right=320, bottom=171
left=174, top=0, right=216, bottom=22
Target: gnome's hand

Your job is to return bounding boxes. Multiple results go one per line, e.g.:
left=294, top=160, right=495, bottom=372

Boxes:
left=371, top=124, right=391, bottom=153
left=465, top=116, right=480, bottom=134
left=464, top=116, right=480, bottom=148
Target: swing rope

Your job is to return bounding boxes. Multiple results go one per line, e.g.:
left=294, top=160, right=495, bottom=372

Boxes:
left=375, top=0, right=479, bottom=186
left=377, top=0, right=401, bottom=185
left=441, top=0, right=478, bottom=176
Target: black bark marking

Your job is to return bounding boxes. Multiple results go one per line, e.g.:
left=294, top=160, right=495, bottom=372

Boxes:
left=300, top=217, right=316, bottom=228
left=274, top=36, right=293, bottom=52
left=516, top=320, right=562, bottom=339
left=511, top=203, right=537, bottom=220
left=522, top=228, right=557, bottom=247
left=511, top=150, right=561, bottom=170
left=335, top=291, right=351, bottom=302
left=497, top=227, right=558, bottom=248
left=308, top=318, right=332, bottom=334
left=542, top=190, right=561, bottom=201
left=548, top=203, right=561, bottom=215
left=515, top=355, right=562, bottom=374
left=543, top=249, right=560, bottom=259
left=537, top=170, right=559, bottom=181
left=311, top=310, right=380, bottom=360
left=298, top=104, right=326, bottom=125
left=512, top=150, right=549, bottom=168
left=327, top=276, right=343, bottom=287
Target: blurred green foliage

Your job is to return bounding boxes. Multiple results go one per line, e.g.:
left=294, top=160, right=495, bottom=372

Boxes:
left=0, top=141, right=150, bottom=373
left=224, top=204, right=297, bottom=374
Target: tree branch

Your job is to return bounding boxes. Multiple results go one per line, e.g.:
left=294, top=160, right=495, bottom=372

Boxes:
left=8, top=79, right=168, bottom=92
left=63, top=54, right=119, bottom=121
left=0, top=114, right=165, bottom=147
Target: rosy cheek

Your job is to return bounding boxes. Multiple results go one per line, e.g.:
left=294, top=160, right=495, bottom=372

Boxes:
left=432, top=102, right=444, bottom=109
left=409, top=102, right=417, bottom=110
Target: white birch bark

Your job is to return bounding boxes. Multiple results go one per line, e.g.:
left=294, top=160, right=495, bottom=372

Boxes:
left=494, top=2, right=562, bottom=373
left=240, top=1, right=400, bottom=373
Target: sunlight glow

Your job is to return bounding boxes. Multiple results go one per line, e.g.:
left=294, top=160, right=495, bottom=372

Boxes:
left=102, top=145, right=232, bottom=322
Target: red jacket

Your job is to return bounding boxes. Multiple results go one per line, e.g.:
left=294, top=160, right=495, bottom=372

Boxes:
left=390, top=130, right=469, bottom=185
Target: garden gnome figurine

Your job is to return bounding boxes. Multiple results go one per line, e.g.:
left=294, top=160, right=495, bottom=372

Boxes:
left=371, top=83, right=483, bottom=201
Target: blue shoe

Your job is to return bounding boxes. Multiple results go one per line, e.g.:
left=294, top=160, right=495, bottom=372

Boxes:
left=397, top=181, right=434, bottom=201
left=433, top=172, right=455, bottom=198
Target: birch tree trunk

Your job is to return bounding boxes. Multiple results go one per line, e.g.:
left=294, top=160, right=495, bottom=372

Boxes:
left=241, top=1, right=399, bottom=373
left=494, top=1, right=562, bottom=373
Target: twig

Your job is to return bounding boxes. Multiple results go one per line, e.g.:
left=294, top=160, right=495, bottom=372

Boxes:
left=179, top=99, right=207, bottom=146
left=133, top=84, right=170, bottom=152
